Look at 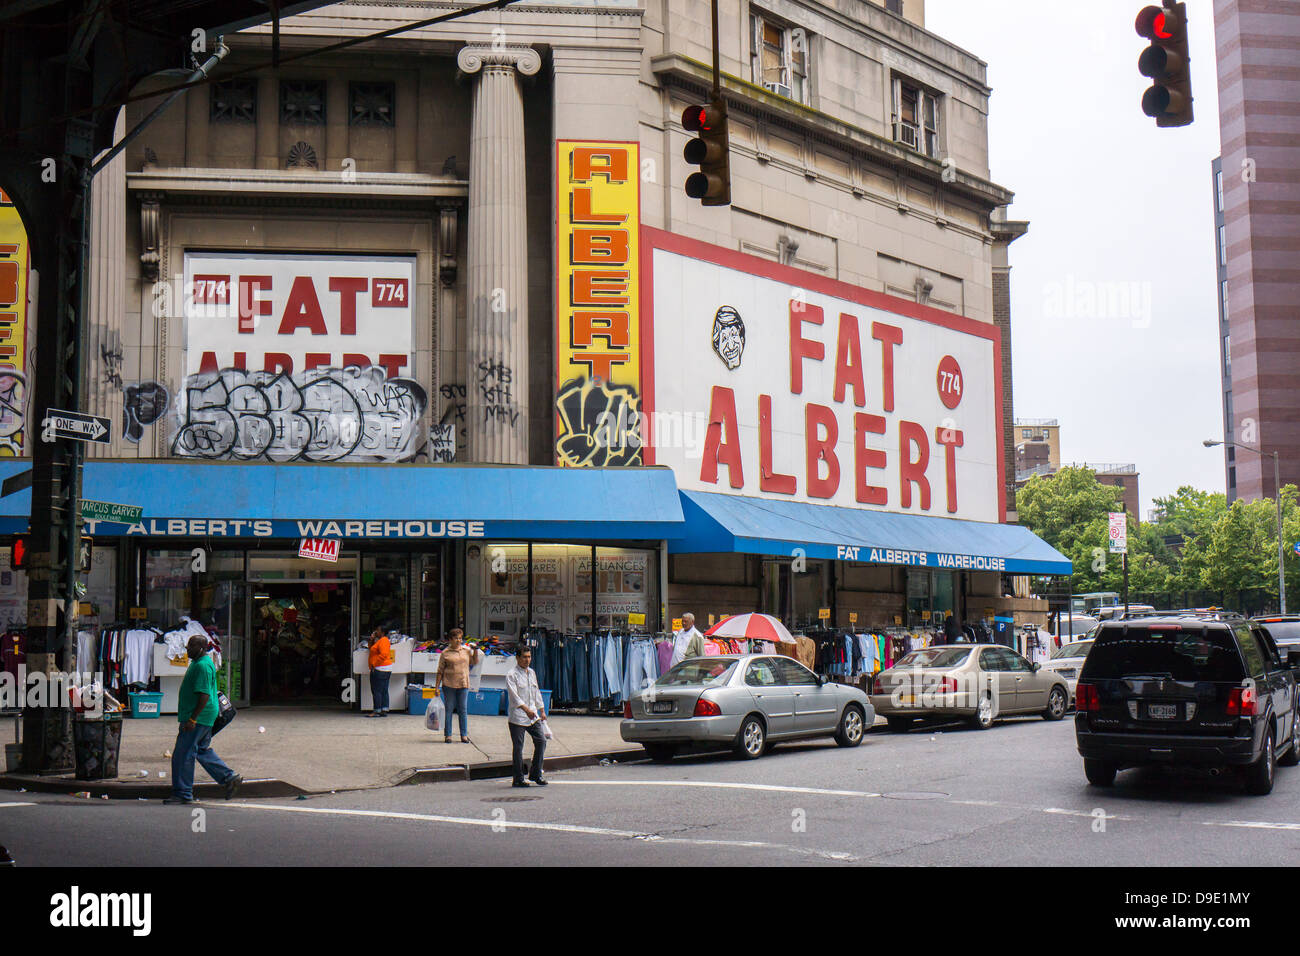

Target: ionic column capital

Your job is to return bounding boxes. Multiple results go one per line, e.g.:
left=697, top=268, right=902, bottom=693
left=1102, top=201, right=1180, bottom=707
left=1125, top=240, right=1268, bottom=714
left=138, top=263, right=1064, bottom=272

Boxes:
left=457, top=44, right=541, bottom=77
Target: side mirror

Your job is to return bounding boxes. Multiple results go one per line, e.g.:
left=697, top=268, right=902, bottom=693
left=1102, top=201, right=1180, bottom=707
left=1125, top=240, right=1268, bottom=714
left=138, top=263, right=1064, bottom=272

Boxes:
left=1031, top=663, right=1041, bottom=673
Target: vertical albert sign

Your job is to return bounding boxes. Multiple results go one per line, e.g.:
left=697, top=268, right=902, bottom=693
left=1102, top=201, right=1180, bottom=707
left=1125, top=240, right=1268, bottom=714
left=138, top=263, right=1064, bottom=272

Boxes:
left=554, top=141, right=642, bottom=467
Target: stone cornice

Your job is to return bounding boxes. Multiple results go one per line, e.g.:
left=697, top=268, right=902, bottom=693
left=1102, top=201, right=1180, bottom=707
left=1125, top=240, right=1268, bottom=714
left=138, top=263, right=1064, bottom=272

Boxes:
left=127, top=168, right=468, bottom=205
left=650, top=53, right=1014, bottom=210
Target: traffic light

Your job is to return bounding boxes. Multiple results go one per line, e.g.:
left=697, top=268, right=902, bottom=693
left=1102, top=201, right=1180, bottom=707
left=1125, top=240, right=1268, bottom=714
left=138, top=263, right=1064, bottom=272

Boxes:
left=10, top=535, right=26, bottom=570
left=682, top=99, right=731, bottom=206
left=8, top=535, right=90, bottom=571
left=1136, top=3, right=1193, bottom=127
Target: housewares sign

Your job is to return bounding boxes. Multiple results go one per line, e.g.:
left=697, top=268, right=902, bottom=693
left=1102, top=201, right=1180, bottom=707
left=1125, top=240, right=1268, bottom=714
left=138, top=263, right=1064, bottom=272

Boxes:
left=554, top=141, right=642, bottom=468
left=644, top=229, right=1003, bottom=522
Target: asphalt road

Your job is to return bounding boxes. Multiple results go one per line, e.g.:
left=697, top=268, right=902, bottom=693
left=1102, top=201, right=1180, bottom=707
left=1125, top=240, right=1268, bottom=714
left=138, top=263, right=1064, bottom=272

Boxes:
left=6, top=715, right=1300, bottom=867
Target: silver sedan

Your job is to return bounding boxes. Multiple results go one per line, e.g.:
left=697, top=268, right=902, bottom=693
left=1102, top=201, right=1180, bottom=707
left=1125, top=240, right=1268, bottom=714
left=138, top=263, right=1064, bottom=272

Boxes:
left=1041, top=638, right=1095, bottom=705
left=869, top=643, right=1070, bottom=731
left=620, top=654, right=874, bottom=761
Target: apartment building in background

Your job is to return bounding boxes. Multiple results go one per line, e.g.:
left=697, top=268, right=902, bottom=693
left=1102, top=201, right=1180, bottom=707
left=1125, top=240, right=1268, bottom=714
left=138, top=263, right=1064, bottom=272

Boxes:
left=1014, top=419, right=1140, bottom=523
left=1213, top=0, right=1300, bottom=502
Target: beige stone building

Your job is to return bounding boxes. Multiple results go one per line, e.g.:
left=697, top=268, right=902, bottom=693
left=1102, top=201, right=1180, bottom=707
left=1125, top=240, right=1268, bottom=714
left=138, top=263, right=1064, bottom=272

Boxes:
left=10, top=0, right=1058, bottom=708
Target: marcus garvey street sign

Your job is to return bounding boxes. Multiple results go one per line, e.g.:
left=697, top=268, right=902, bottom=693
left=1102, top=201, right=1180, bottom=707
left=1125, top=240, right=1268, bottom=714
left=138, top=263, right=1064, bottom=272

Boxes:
left=42, top=409, right=111, bottom=445
left=81, top=500, right=144, bottom=524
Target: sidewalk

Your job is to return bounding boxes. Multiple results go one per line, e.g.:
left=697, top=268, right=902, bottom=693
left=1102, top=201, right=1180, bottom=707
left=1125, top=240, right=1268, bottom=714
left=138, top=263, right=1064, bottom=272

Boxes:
left=1, top=707, right=643, bottom=797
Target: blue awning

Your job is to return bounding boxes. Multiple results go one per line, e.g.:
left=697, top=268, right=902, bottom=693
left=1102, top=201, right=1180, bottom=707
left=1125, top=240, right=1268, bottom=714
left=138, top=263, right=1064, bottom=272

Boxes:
left=673, top=490, right=1072, bottom=576
left=0, top=461, right=685, bottom=542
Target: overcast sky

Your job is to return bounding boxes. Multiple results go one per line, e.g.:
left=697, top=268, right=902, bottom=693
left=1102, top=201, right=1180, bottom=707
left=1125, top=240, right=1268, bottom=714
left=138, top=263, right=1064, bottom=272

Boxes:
left=926, top=0, right=1225, bottom=516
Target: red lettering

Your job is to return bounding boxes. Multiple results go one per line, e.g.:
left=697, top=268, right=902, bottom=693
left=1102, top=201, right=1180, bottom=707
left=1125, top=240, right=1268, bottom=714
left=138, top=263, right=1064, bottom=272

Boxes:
left=899, top=420, right=931, bottom=510
left=789, top=301, right=824, bottom=395
left=572, top=353, right=629, bottom=379
left=304, top=352, right=331, bottom=372
left=935, top=426, right=965, bottom=514
left=572, top=311, right=630, bottom=348
left=854, top=413, right=888, bottom=506
left=700, top=386, right=744, bottom=489
left=264, top=353, right=293, bottom=374
left=342, top=353, right=372, bottom=369
left=872, top=321, right=903, bottom=412
left=279, top=276, right=328, bottom=335
left=329, top=277, right=369, bottom=335
left=805, top=404, right=840, bottom=499
left=833, top=312, right=865, bottom=406
left=377, top=354, right=408, bottom=378
left=238, top=276, right=272, bottom=334
left=758, top=394, right=796, bottom=495
left=198, top=351, right=219, bottom=374
left=571, top=229, right=629, bottom=265
left=571, top=271, right=629, bottom=306
left=234, top=351, right=247, bottom=370
left=572, top=146, right=629, bottom=183
left=570, top=187, right=627, bottom=224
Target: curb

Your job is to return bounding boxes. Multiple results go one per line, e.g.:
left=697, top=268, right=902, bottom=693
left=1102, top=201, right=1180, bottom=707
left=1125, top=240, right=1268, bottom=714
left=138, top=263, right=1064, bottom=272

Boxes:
left=0, top=773, right=308, bottom=800
left=400, top=748, right=645, bottom=786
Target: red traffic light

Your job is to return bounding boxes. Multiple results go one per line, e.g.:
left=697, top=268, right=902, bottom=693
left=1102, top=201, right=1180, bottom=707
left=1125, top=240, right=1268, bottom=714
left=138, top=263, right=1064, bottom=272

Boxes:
left=682, top=104, right=722, bottom=133
left=1135, top=5, right=1172, bottom=39
left=10, top=535, right=26, bottom=570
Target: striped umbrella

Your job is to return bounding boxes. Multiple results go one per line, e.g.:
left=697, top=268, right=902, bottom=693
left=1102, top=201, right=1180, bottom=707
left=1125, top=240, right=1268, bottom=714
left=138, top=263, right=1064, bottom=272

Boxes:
left=704, top=613, right=795, bottom=644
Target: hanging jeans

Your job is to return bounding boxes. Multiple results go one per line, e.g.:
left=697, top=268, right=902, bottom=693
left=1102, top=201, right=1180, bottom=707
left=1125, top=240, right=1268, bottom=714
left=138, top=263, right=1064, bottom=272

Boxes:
left=171, top=723, right=235, bottom=801
left=603, top=633, right=624, bottom=705
left=624, top=639, right=657, bottom=699
left=589, top=633, right=605, bottom=701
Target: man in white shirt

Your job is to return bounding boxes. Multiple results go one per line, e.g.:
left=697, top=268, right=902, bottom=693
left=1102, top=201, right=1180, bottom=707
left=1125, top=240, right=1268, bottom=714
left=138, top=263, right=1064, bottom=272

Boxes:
left=506, top=646, right=547, bottom=788
left=670, top=613, right=706, bottom=668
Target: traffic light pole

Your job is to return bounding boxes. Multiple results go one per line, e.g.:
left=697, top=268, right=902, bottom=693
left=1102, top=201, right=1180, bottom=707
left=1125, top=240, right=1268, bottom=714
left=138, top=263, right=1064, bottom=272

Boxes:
left=710, top=0, right=721, bottom=97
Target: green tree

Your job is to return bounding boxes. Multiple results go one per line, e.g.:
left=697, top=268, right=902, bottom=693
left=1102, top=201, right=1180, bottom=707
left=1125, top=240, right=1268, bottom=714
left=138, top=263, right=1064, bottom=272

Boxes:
left=1017, top=467, right=1127, bottom=592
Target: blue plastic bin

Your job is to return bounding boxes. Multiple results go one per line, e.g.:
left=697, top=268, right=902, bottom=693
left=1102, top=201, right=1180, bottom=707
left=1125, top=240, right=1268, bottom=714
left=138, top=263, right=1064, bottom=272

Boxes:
left=127, top=691, right=163, bottom=719
left=407, top=686, right=437, bottom=716
left=467, top=689, right=505, bottom=715
left=540, top=689, right=552, bottom=712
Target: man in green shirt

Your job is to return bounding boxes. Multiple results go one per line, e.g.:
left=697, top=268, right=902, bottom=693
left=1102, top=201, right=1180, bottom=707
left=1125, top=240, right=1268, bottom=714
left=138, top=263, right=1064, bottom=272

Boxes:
left=165, top=635, right=242, bottom=805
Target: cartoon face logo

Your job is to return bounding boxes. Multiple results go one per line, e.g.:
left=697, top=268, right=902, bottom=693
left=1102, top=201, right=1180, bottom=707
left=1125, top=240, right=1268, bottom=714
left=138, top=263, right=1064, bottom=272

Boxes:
left=711, top=306, right=745, bottom=370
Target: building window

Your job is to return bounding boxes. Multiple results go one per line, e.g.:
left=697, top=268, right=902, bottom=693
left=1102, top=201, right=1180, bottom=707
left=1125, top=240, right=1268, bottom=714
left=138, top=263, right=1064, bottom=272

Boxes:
left=1223, top=334, right=1231, bottom=375
left=1216, top=169, right=1224, bottom=212
left=1022, top=429, right=1032, bottom=439
left=1221, top=279, right=1229, bottom=320
left=281, top=80, right=326, bottom=125
left=210, top=79, right=257, bottom=122
left=1218, top=224, right=1227, bottom=266
left=892, top=76, right=940, bottom=157
left=750, top=12, right=808, bottom=103
left=1228, top=465, right=1236, bottom=489
left=885, top=0, right=903, bottom=12
left=349, top=82, right=395, bottom=127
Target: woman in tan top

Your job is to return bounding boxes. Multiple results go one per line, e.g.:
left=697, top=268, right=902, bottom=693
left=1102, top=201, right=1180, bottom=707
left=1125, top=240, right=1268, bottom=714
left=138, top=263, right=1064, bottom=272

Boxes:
left=436, top=628, right=480, bottom=743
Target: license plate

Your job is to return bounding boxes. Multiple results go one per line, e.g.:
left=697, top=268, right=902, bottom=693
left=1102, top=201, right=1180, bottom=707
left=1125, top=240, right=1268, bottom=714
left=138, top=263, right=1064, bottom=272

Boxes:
left=649, top=701, right=673, bottom=714
left=1148, top=703, right=1178, bottom=720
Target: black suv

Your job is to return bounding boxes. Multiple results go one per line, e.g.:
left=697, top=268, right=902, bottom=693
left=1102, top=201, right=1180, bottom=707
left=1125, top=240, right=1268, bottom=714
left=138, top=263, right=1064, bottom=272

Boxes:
left=1074, top=614, right=1300, bottom=795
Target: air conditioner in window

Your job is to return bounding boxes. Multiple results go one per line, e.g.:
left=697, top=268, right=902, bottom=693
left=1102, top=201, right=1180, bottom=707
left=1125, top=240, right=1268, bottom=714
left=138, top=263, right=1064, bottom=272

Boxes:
left=894, top=121, right=920, bottom=150
left=763, top=80, right=792, bottom=98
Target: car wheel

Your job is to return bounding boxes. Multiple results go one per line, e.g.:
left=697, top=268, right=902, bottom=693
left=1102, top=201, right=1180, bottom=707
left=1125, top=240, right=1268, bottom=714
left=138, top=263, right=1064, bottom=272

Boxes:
left=968, top=693, right=994, bottom=730
left=1245, top=728, right=1276, bottom=795
left=1043, top=686, right=1067, bottom=721
left=834, top=704, right=866, bottom=747
left=643, top=743, right=677, bottom=763
left=1084, top=758, right=1117, bottom=787
left=886, top=716, right=912, bottom=733
left=1278, top=726, right=1300, bottom=767
left=734, top=715, right=766, bottom=760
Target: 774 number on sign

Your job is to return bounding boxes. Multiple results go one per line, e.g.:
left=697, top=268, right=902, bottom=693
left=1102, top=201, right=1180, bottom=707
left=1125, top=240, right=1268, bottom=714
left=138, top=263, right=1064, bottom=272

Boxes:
left=937, top=355, right=963, bottom=410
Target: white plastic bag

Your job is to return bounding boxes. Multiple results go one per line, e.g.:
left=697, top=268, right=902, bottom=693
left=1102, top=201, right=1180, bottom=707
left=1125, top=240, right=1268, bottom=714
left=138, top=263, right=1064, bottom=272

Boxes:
left=468, top=654, right=484, bottom=692
left=424, top=695, right=444, bottom=732
left=539, top=719, right=553, bottom=740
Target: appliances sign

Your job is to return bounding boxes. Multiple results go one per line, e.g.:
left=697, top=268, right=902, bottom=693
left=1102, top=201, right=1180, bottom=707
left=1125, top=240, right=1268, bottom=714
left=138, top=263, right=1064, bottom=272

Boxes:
left=645, top=230, right=1003, bottom=522
left=183, top=252, right=415, bottom=378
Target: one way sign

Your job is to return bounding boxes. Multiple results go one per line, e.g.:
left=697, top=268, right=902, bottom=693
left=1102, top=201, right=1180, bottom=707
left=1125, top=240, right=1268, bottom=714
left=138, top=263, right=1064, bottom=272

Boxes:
left=42, top=409, right=112, bottom=445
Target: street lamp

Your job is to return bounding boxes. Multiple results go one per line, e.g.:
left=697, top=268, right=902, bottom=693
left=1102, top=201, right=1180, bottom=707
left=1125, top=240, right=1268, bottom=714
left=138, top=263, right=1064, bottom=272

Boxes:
left=1203, top=438, right=1287, bottom=613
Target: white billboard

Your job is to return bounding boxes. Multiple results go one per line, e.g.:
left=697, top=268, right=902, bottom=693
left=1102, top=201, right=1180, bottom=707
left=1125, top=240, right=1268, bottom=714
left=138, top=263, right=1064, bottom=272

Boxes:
left=174, top=252, right=424, bottom=462
left=183, top=251, right=416, bottom=378
left=645, top=233, right=1003, bottom=523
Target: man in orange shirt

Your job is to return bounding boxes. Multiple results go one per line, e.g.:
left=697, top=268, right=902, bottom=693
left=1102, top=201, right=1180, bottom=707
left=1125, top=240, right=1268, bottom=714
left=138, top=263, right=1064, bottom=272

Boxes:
left=367, top=625, right=395, bottom=717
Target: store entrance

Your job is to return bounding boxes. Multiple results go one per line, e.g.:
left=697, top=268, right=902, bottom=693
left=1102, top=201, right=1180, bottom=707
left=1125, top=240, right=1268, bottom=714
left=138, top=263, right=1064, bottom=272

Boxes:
left=251, top=583, right=353, bottom=704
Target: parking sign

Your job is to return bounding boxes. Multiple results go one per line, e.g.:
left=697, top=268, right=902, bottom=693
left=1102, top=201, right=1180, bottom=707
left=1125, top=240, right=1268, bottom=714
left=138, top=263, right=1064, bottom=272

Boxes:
left=1108, top=512, right=1128, bottom=554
